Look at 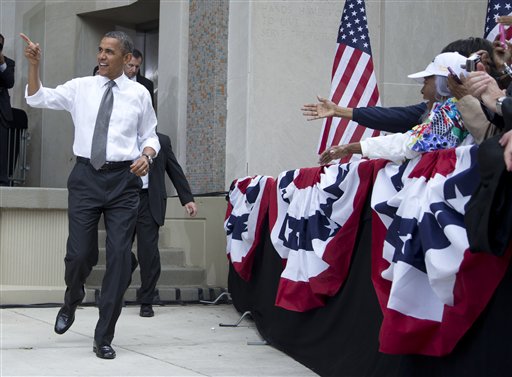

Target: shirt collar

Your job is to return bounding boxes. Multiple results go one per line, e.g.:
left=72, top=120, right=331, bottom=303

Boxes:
left=98, top=73, right=130, bottom=90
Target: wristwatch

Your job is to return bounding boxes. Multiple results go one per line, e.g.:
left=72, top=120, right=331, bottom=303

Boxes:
left=496, top=96, right=508, bottom=116
left=141, top=153, right=153, bottom=165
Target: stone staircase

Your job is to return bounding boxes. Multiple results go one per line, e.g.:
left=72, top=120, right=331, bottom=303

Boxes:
left=85, top=228, right=225, bottom=304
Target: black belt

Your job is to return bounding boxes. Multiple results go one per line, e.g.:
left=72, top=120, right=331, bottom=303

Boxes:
left=76, top=156, right=132, bottom=171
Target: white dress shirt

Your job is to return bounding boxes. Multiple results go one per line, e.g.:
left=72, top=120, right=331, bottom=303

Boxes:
left=129, top=74, right=149, bottom=189
left=25, top=74, right=160, bottom=161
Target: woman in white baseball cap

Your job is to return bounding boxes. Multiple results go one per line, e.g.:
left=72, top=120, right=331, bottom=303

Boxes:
left=319, top=52, right=471, bottom=164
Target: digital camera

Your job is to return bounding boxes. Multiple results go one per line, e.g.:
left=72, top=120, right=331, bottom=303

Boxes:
left=464, top=53, right=482, bottom=72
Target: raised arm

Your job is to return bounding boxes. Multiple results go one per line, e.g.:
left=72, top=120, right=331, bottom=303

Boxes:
left=20, top=33, right=41, bottom=96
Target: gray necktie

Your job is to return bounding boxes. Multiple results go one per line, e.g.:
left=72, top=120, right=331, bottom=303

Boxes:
left=90, top=80, right=116, bottom=170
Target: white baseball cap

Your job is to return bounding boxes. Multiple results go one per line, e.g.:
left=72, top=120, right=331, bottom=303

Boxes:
left=408, top=52, right=467, bottom=83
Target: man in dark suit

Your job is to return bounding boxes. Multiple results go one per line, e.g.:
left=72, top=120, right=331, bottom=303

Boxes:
left=123, top=49, right=196, bottom=317
left=0, top=33, right=16, bottom=186
left=124, top=48, right=154, bottom=107
left=134, top=132, right=197, bottom=317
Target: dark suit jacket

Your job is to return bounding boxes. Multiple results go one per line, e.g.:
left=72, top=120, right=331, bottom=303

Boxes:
left=148, top=132, right=194, bottom=226
left=137, top=74, right=154, bottom=108
left=0, top=56, right=15, bottom=127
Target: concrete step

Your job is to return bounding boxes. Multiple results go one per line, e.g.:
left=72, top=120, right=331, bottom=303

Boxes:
left=86, top=265, right=206, bottom=287
left=96, top=247, right=185, bottom=266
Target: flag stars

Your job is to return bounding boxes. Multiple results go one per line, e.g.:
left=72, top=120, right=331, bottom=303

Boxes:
left=336, top=0, right=372, bottom=54
left=494, top=3, right=501, bottom=10
left=506, top=4, right=512, bottom=10
left=325, top=218, right=338, bottom=237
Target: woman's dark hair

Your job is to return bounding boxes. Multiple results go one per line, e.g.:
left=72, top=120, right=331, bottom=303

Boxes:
left=441, top=37, right=500, bottom=77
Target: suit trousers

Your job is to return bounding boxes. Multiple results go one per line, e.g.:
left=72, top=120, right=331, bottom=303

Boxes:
left=135, top=190, right=161, bottom=304
left=0, top=125, right=17, bottom=186
left=65, top=161, right=140, bottom=346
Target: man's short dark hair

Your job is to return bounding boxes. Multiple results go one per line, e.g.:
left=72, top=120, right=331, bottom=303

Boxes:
left=104, top=31, right=134, bottom=55
left=132, top=48, right=144, bottom=61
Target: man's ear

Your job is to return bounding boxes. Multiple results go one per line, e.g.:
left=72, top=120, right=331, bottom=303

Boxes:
left=124, top=52, right=133, bottom=64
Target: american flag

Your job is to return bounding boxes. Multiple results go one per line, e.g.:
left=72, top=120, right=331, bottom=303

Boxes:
left=317, top=0, right=381, bottom=156
left=484, top=0, right=512, bottom=41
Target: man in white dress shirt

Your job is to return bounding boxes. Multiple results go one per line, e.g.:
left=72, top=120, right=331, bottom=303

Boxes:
left=21, top=31, right=160, bottom=359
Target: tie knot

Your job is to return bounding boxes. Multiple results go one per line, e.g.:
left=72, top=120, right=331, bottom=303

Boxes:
left=106, top=80, right=115, bottom=89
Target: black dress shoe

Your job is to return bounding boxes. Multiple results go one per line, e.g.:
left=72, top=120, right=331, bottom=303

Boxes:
left=93, top=341, right=116, bottom=359
left=54, top=306, right=76, bottom=334
left=140, top=304, right=154, bottom=317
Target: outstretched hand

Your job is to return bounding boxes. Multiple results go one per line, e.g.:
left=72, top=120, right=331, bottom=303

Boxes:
left=301, top=95, right=337, bottom=121
left=20, top=33, right=41, bottom=65
left=318, top=143, right=357, bottom=165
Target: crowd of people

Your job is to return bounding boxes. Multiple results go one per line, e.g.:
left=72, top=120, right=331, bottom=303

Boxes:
left=302, top=27, right=512, bottom=170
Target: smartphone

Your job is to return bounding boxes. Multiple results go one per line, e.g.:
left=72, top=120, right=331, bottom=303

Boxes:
left=499, top=24, right=507, bottom=48
left=448, top=67, right=463, bottom=84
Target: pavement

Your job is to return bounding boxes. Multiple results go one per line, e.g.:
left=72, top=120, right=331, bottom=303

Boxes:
left=0, top=303, right=317, bottom=377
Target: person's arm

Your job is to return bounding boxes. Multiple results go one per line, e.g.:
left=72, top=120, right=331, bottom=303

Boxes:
left=463, top=63, right=505, bottom=114
left=360, top=132, right=419, bottom=164
left=352, top=102, right=427, bottom=133
left=20, top=33, right=41, bottom=96
left=131, top=89, right=160, bottom=177
left=302, top=96, right=427, bottom=133
left=161, top=135, right=195, bottom=212
left=456, top=95, right=499, bottom=144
